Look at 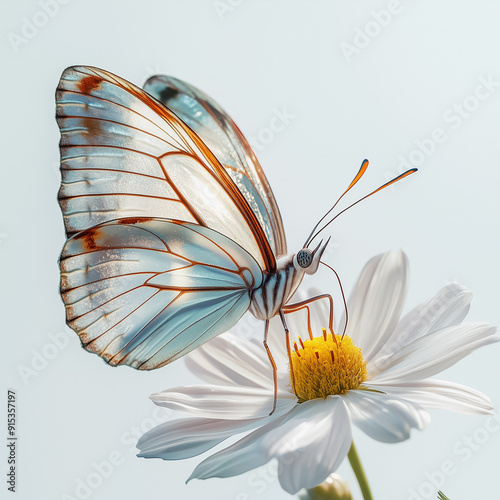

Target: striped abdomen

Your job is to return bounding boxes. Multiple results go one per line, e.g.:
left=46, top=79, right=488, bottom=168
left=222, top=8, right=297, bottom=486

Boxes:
left=249, top=255, right=305, bottom=320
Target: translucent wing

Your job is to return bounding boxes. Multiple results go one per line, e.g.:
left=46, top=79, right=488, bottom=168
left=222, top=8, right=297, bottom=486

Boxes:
left=143, top=74, right=287, bottom=257
left=56, top=66, right=275, bottom=271
left=59, top=218, right=263, bottom=370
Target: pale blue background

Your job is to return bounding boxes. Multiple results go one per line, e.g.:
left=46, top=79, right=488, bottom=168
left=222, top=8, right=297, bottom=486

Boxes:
left=2, top=1, right=499, bottom=499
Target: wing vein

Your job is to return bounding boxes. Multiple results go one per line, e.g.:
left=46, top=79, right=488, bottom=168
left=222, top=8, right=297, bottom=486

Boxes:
left=57, top=89, right=187, bottom=152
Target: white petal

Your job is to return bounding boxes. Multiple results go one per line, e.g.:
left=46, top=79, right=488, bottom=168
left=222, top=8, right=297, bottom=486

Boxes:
left=190, top=397, right=352, bottom=493
left=189, top=411, right=291, bottom=481
left=343, top=390, right=429, bottom=443
left=274, top=398, right=352, bottom=494
left=369, top=283, right=472, bottom=374
left=150, top=385, right=296, bottom=419
left=341, top=250, right=409, bottom=362
left=185, top=331, right=271, bottom=389
left=137, top=417, right=262, bottom=459
left=394, top=282, right=471, bottom=338
left=370, top=323, right=499, bottom=384
left=186, top=326, right=292, bottom=394
left=367, top=379, right=494, bottom=415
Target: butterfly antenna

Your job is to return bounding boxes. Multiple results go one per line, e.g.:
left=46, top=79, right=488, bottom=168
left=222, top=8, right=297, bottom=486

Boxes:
left=309, top=168, right=417, bottom=245
left=304, top=159, right=369, bottom=247
left=320, top=261, right=349, bottom=338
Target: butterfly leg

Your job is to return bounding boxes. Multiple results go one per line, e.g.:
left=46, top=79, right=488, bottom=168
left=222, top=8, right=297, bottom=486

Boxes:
left=263, top=319, right=278, bottom=415
left=282, top=294, right=334, bottom=334
left=279, top=309, right=296, bottom=398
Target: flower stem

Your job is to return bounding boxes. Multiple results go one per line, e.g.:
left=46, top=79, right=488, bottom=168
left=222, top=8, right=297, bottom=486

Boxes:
left=347, top=441, right=373, bottom=500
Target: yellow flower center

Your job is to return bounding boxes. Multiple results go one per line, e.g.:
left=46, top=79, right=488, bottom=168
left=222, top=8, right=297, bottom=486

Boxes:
left=290, top=329, right=367, bottom=402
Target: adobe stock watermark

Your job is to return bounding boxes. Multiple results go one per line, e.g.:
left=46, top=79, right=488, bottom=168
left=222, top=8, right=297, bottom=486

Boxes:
left=340, top=0, right=403, bottom=64
left=141, top=64, right=167, bottom=87
left=407, top=413, right=500, bottom=500
left=60, top=451, right=125, bottom=500
left=17, top=329, right=74, bottom=385
left=385, top=74, right=499, bottom=183
left=235, top=460, right=278, bottom=499
left=229, top=312, right=262, bottom=342
left=213, top=0, right=244, bottom=21
left=7, top=0, right=73, bottom=53
left=369, top=283, right=460, bottom=376
left=233, top=439, right=302, bottom=499
left=247, top=107, right=296, bottom=153
left=60, top=406, right=172, bottom=500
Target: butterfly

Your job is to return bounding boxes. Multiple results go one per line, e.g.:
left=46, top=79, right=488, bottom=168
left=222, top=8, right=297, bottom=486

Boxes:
left=56, top=66, right=415, bottom=409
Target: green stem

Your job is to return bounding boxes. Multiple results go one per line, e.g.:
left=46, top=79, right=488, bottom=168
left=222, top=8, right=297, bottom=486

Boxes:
left=347, top=441, right=373, bottom=500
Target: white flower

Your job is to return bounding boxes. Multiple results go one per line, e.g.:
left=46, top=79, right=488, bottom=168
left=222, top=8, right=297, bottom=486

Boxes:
left=137, top=250, right=498, bottom=494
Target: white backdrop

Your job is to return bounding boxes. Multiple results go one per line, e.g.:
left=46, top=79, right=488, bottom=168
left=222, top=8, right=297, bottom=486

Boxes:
left=2, top=1, right=500, bottom=499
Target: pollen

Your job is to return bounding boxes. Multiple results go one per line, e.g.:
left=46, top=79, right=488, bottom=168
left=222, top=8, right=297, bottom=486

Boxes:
left=290, top=328, right=367, bottom=402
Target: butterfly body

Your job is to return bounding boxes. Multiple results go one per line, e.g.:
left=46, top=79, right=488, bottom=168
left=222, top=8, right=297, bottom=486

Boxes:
left=249, top=257, right=301, bottom=321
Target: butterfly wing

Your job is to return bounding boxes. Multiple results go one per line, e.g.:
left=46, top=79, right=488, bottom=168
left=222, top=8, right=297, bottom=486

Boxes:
left=56, top=66, right=275, bottom=271
left=60, top=218, right=263, bottom=370
left=143, top=74, right=287, bottom=258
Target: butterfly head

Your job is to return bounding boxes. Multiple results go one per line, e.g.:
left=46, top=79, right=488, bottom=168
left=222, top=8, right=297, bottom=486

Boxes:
left=293, top=238, right=329, bottom=275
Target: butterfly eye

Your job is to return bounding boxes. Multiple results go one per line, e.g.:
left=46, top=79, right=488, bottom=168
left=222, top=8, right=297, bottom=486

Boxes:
left=296, top=248, right=313, bottom=269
